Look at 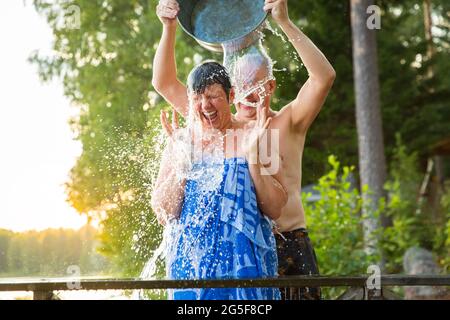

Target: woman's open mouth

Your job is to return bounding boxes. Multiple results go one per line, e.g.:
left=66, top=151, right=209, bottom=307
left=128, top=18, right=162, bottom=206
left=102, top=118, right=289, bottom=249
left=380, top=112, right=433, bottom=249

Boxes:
left=202, top=110, right=218, bottom=122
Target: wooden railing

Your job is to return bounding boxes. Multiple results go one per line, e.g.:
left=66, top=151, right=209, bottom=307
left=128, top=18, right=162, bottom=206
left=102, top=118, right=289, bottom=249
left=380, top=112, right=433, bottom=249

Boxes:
left=0, top=275, right=449, bottom=300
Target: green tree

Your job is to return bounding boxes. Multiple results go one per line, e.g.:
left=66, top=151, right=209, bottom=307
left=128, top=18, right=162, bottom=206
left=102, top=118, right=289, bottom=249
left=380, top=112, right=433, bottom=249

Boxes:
left=0, top=226, right=108, bottom=277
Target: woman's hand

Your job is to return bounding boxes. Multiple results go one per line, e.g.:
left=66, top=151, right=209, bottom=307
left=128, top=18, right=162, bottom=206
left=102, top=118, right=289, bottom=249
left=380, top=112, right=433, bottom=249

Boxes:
left=160, top=108, right=180, bottom=138
left=152, top=108, right=185, bottom=225
left=157, top=0, right=180, bottom=27
left=263, top=0, right=290, bottom=25
left=160, top=108, right=183, bottom=163
left=160, top=108, right=191, bottom=175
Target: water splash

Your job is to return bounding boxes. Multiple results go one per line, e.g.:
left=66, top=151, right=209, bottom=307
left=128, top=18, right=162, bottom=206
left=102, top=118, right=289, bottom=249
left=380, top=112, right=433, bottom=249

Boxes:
left=264, top=21, right=303, bottom=70
left=133, top=218, right=182, bottom=299
left=224, top=33, right=271, bottom=105
left=135, top=97, right=228, bottom=299
left=264, top=20, right=288, bottom=43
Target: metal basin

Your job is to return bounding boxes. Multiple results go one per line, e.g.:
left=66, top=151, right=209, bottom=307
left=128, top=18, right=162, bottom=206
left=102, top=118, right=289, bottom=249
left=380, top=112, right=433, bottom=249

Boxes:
left=178, top=0, right=267, bottom=52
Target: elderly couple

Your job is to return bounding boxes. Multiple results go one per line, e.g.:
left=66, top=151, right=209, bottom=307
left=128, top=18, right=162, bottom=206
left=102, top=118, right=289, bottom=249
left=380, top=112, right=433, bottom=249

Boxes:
left=151, top=0, right=335, bottom=300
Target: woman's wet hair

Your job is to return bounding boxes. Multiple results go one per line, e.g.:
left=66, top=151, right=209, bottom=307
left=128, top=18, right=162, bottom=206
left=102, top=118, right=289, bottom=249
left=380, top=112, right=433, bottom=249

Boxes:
left=187, top=61, right=232, bottom=100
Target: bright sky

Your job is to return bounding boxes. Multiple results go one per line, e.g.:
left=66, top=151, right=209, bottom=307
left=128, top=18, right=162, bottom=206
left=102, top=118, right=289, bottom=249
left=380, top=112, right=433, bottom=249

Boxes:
left=0, top=1, right=87, bottom=232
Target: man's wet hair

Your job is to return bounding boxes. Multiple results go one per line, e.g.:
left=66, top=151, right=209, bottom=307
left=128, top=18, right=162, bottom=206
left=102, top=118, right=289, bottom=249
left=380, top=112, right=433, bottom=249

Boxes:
left=228, top=48, right=274, bottom=87
left=187, top=61, right=232, bottom=100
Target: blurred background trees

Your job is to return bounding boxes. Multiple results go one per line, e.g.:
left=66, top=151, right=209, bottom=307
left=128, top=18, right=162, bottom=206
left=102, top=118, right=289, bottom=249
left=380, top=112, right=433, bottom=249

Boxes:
left=0, top=226, right=109, bottom=277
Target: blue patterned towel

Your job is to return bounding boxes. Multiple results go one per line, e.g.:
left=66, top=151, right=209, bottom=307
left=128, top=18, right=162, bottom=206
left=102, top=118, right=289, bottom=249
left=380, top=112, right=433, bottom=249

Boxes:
left=166, top=157, right=280, bottom=300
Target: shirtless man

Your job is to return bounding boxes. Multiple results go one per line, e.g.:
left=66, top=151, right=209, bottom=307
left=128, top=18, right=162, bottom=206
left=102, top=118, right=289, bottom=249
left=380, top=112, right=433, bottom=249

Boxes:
left=152, top=0, right=336, bottom=300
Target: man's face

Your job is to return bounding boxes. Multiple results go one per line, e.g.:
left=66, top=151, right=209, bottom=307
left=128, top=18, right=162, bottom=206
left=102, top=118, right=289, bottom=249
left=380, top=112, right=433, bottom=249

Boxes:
left=189, top=83, right=233, bottom=131
left=235, top=65, right=275, bottom=121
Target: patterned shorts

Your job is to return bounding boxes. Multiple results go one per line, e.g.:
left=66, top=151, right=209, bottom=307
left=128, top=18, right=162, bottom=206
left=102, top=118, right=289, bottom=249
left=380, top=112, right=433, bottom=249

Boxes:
left=275, top=228, right=321, bottom=300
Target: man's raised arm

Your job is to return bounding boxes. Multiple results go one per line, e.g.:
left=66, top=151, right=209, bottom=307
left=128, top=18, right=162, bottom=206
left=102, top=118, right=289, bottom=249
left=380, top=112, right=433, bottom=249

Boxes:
left=265, top=0, right=336, bottom=133
left=151, top=0, right=189, bottom=117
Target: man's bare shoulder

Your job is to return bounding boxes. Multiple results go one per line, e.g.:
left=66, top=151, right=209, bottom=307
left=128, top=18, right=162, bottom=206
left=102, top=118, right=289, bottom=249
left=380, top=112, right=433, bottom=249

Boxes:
left=270, top=103, right=307, bottom=141
left=270, top=102, right=292, bottom=128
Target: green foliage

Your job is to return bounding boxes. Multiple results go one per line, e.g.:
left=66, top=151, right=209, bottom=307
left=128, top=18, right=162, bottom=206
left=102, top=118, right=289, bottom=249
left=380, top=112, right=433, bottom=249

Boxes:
left=380, top=134, right=423, bottom=271
left=304, top=156, right=378, bottom=276
left=303, top=150, right=449, bottom=298
left=302, top=156, right=379, bottom=298
left=380, top=134, right=450, bottom=273
left=0, top=226, right=110, bottom=277
left=433, top=188, right=450, bottom=272
left=376, top=0, right=450, bottom=162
